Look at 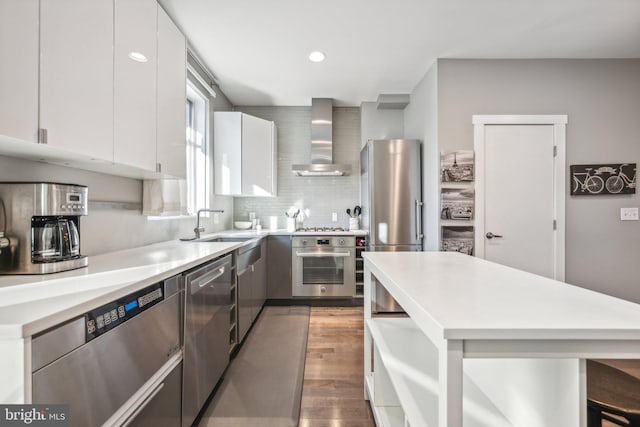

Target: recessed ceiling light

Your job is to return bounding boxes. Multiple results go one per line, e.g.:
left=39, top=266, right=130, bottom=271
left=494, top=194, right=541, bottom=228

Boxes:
left=128, top=52, right=148, bottom=63
left=308, top=51, right=326, bottom=63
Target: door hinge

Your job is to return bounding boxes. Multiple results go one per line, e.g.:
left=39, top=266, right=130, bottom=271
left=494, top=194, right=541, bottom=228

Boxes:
left=553, top=219, right=557, bottom=230
left=553, top=145, right=557, bottom=157
left=38, top=128, right=48, bottom=144
left=156, top=163, right=162, bottom=173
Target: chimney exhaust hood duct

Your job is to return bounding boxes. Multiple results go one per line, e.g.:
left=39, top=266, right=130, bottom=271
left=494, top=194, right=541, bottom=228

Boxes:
left=292, top=98, right=351, bottom=176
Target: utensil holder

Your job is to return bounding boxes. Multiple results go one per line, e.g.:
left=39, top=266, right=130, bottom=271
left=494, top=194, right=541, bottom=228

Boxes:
left=349, top=218, right=359, bottom=231
left=286, top=218, right=296, bottom=232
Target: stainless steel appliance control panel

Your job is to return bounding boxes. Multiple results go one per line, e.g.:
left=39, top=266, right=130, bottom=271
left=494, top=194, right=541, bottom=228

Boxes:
left=293, top=236, right=355, bottom=247
left=85, top=282, right=164, bottom=341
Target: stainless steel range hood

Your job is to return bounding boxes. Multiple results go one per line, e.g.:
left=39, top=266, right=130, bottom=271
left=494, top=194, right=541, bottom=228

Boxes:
left=292, top=98, right=351, bottom=176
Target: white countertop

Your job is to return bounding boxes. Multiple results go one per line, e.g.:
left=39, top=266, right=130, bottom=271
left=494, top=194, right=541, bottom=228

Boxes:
left=0, top=240, right=244, bottom=339
left=204, top=228, right=368, bottom=236
left=0, top=227, right=369, bottom=339
left=363, top=251, right=640, bottom=341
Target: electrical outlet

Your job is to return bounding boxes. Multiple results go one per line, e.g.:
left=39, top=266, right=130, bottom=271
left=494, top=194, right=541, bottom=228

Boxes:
left=620, top=207, right=639, bottom=221
left=213, top=213, right=220, bottom=224
left=332, top=212, right=338, bottom=222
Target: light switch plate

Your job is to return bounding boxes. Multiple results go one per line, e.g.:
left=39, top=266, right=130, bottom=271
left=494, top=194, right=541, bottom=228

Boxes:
left=620, top=207, right=639, bottom=221
left=332, top=212, right=338, bottom=222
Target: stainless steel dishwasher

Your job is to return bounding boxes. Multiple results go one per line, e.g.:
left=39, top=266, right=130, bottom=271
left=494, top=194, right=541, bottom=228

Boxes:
left=31, top=275, right=183, bottom=427
left=182, top=253, right=232, bottom=427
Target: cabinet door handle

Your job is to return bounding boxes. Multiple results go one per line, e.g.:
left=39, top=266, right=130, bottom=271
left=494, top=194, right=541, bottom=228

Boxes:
left=121, top=382, right=165, bottom=427
left=38, top=128, right=48, bottom=144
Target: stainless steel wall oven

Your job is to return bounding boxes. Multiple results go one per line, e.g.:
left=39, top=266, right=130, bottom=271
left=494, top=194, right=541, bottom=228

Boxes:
left=292, top=236, right=355, bottom=297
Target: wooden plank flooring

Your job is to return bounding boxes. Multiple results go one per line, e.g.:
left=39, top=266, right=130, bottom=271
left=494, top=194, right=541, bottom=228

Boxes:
left=296, top=307, right=640, bottom=427
left=299, top=307, right=376, bottom=427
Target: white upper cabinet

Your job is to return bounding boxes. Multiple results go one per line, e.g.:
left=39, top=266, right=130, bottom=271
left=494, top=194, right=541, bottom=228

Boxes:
left=0, top=0, right=187, bottom=179
left=114, top=0, right=158, bottom=171
left=157, top=6, right=187, bottom=179
left=214, top=112, right=277, bottom=197
left=0, top=0, right=39, bottom=143
left=39, top=0, right=114, bottom=160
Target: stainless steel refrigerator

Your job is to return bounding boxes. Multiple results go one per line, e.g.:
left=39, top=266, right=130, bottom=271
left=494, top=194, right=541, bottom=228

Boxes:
left=360, top=139, right=423, bottom=312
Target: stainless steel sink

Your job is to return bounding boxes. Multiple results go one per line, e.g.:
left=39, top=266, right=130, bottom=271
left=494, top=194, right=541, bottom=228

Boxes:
left=193, top=236, right=263, bottom=253
left=204, top=237, right=254, bottom=243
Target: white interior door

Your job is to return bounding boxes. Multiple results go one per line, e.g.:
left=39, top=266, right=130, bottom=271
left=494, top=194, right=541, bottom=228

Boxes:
left=474, top=115, right=566, bottom=280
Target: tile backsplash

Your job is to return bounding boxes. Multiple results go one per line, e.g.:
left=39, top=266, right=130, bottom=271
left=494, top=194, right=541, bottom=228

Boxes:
left=233, top=106, right=361, bottom=230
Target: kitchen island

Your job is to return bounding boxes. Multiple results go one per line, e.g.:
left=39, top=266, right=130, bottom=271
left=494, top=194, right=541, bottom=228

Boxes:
left=363, top=251, right=640, bottom=427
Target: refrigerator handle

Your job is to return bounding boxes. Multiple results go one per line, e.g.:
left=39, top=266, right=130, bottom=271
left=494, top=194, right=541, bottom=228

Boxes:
left=415, top=199, right=424, bottom=241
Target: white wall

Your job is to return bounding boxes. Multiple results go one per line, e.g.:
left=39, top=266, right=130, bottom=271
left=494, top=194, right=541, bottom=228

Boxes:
left=360, top=102, right=404, bottom=148
left=436, top=59, right=640, bottom=303
left=404, top=63, right=439, bottom=250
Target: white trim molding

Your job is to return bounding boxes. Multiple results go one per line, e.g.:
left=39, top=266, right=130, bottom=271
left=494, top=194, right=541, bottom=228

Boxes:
left=473, top=114, right=567, bottom=281
left=472, top=115, right=568, bottom=125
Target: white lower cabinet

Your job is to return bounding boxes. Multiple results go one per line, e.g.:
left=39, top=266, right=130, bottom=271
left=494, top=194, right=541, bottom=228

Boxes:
left=366, top=318, right=513, bottom=427
left=214, top=112, right=277, bottom=197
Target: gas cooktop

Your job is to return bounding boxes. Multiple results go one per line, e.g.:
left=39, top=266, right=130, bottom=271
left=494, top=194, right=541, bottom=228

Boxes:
left=296, top=226, right=347, bottom=232
left=293, top=226, right=357, bottom=236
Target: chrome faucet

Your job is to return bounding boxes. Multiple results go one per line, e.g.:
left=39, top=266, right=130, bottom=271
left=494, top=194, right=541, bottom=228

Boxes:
left=194, top=208, right=224, bottom=239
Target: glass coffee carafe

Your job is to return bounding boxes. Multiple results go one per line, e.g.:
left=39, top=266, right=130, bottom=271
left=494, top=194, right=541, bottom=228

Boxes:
left=32, top=217, right=81, bottom=263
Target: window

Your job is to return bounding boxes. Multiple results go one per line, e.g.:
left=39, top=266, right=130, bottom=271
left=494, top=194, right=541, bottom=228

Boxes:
left=185, top=80, right=210, bottom=215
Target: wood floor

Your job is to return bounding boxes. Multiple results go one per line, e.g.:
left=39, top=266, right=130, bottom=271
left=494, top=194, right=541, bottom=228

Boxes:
left=296, top=308, right=640, bottom=427
left=595, top=359, right=640, bottom=427
left=299, top=306, right=376, bottom=427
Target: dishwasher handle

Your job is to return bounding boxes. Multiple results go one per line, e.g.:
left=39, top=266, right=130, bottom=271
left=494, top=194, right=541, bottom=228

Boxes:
left=237, top=264, right=255, bottom=277
left=189, top=263, right=229, bottom=295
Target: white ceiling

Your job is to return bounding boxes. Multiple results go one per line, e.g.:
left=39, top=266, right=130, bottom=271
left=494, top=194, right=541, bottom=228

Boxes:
left=159, top=0, right=640, bottom=107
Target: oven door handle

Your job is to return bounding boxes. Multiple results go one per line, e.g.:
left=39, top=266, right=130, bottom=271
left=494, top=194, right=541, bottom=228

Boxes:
left=295, top=251, right=351, bottom=258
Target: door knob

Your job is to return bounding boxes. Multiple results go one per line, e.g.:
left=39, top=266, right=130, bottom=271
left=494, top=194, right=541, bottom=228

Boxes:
left=486, top=232, right=503, bottom=239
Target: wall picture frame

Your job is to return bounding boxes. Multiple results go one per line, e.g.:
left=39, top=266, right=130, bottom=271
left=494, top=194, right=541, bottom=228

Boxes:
left=570, top=163, right=636, bottom=195
left=441, top=150, right=474, bottom=182
left=441, top=226, right=474, bottom=255
left=441, top=188, right=474, bottom=220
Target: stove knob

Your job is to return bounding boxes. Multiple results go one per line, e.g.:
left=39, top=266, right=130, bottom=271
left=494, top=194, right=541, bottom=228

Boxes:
left=339, top=238, right=345, bottom=245
left=301, top=239, right=307, bottom=246
left=321, top=286, right=326, bottom=293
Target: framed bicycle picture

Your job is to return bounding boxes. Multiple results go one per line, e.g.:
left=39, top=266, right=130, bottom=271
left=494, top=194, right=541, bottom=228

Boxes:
left=570, top=163, right=636, bottom=195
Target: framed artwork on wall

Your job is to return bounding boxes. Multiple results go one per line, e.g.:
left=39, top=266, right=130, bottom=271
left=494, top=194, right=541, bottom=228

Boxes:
left=441, top=226, right=474, bottom=255
left=441, top=150, right=474, bottom=182
left=570, top=163, right=636, bottom=195
left=441, top=188, right=474, bottom=220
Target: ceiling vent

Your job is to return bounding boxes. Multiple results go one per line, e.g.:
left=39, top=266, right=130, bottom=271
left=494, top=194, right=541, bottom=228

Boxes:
left=292, top=98, right=351, bottom=176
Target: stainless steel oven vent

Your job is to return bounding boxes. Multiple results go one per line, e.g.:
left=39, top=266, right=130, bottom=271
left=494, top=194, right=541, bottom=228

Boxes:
left=291, top=98, right=351, bottom=176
